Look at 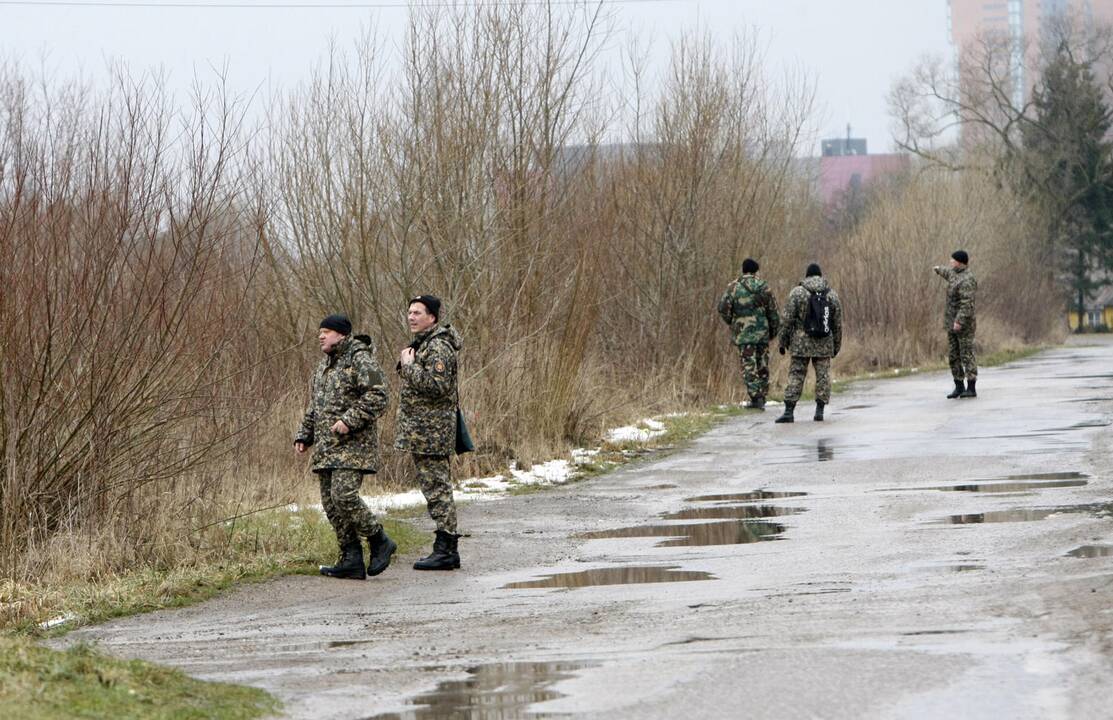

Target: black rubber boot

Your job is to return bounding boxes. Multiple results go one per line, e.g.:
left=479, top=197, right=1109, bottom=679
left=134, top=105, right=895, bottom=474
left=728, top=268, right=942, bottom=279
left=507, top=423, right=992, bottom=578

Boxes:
left=749, top=395, right=765, bottom=410
left=320, top=541, right=366, bottom=580
left=814, top=401, right=825, bottom=422
left=775, top=402, right=796, bottom=424
left=413, top=530, right=460, bottom=571
left=366, top=527, right=397, bottom=577
left=947, top=380, right=965, bottom=399
left=960, top=379, right=977, bottom=398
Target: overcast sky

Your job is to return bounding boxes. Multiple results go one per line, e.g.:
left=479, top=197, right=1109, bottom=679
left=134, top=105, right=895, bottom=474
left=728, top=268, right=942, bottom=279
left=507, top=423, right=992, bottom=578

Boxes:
left=0, top=0, right=951, bottom=155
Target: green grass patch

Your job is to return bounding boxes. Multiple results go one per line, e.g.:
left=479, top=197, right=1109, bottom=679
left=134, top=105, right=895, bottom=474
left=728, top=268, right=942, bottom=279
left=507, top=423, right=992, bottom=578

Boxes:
left=0, top=636, right=279, bottom=720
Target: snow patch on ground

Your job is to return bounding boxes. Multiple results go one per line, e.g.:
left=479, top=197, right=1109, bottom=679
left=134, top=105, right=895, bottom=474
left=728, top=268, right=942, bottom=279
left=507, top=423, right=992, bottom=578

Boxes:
left=606, top=418, right=667, bottom=443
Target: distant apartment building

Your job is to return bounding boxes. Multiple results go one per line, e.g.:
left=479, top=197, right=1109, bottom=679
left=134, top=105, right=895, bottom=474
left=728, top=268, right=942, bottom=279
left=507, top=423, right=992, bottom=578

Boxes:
left=948, top=0, right=1113, bottom=103
left=818, top=133, right=910, bottom=206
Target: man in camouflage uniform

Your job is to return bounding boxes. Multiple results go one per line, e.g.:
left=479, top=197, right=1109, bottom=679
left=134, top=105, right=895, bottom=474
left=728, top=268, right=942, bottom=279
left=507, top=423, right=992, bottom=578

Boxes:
left=718, top=258, right=780, bottom=409
left=396, top=295, right=464, bottom=571
left=934, top=250, right=978, bottom=398
left=776, top=263, right=843, bottom=423
left=295, top=314, right=396, bottom=581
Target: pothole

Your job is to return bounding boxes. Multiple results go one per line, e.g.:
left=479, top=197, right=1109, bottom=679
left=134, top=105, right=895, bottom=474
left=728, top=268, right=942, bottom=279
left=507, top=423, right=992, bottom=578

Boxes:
left=1066, top=545, right=1113, bottom=558
left=577, top=520, right=785, bottom=547
left=502, top=565, right=716, bottom=589
left=366, top=661, right=593, bottom=719
left=685, top=490, right=807, bottom=503
left=659, top=505, right=804, bottom=521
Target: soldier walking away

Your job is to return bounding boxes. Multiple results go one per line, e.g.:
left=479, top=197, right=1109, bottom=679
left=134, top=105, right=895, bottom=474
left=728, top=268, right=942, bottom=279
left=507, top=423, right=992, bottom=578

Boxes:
left=718, top=258, right=781, bottom=410
left=934, top=250, right=978, bottom=398
left=295, top=314, right=397, bottom=580
left=396, top=295, right=464, bottom=571
left=775, top=264, right=843, bottom=424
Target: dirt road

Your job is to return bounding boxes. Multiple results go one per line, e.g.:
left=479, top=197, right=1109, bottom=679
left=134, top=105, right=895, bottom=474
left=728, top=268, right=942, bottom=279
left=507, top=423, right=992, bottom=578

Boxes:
left=59, top=339, right=1113, bottom=719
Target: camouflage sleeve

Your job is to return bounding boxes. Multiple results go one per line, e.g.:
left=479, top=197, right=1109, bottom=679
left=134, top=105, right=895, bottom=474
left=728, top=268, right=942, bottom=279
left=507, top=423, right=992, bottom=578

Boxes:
left=764, top=286, right=781, bottom=341
left=954, top=277, right=975, bottom=326
left=341, top=351, right=389, bottom=432
left=830, top=290, right=843, bottom=356
left=778, top=289, right=799, bottom=349
left=934, top=266, right=954, bottom=281
left=400, top=339, right=457, bottom=400
left=717, top=283, right=736, bottom=326
left=294, top=370, right=316, bottom=446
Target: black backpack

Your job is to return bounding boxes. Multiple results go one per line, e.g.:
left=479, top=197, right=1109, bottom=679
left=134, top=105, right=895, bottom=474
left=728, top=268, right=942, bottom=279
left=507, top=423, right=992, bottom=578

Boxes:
left=803, top=289, right=832, bottom=338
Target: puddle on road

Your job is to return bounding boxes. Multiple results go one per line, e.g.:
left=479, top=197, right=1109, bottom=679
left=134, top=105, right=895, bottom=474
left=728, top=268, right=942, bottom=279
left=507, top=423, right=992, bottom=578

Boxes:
left=368, top=661, right=592, bottom=720
left=817, top=440, right=835, bottom=462
left=1066, top=545, right=1113, bottom=558
left=643, top=484, right=678, bottom=490
left=884, top=472, right=1089, bottom=494
left=940, top=502, right=1113, bottom=525
left=577, top=520, right=786, bottom=547
left=659, top=505, right=804, bottom=521
left=502, top=565, right=716, bottom=589
left=685, top=490, right=807, bottom=503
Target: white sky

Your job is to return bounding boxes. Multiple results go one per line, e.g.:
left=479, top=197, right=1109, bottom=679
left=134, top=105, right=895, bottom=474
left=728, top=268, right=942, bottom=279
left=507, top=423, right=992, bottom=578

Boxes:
left=0, top=0, right=951, bottom=155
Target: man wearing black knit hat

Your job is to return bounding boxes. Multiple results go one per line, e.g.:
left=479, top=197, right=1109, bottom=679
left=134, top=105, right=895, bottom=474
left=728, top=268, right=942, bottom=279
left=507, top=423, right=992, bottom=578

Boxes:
left=295, top=314, right=397, bottom=580
left=775, top=263, right=843, bottom=423
left=934, top=251, right=979, bottom=398
left=718, top=258, right=780, bottom=409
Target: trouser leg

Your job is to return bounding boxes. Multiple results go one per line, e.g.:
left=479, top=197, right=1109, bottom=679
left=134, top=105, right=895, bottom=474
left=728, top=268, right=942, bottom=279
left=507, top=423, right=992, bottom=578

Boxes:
left=813, top=357, right=832, bottom=403
left=413, top=453, right=458, bottom=534
left=739, top=343, right=770, bottom=399
left=318, top=470, right=355, bottom=545
left=947, top=333, right=964, bottom=382
left=329, top=469, right=382, bottom=540
left=784, top=356, right=809, bottom=404
left=958, top=332, right=978, bottom=381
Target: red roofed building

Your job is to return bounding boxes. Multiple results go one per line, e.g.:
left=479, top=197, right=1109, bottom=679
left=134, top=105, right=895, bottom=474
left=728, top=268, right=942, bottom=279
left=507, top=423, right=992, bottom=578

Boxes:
left=818, top=133, right=910, bottom=207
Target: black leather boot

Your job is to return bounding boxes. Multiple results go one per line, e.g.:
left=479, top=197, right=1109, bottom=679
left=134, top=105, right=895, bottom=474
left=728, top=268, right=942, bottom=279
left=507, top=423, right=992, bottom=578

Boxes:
left=749, top=395, right=765, bottom=410
left=960, top=379, right=977, bottom=398
left=366, top=527, right=397, bottom=577
left=413, top=530, right=460, bottom=571
left=775, top=402, right=796, bottom=424
left=320, top=541, right=366, bottom=580
left=947, top=380, right=965, bottom=399
left=814, top=401, right=825, bottom=421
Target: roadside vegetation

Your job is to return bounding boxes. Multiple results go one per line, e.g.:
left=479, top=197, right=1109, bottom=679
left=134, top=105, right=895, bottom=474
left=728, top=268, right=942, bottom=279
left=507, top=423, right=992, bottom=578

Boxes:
left=0, top=0, right=1081, bottom=654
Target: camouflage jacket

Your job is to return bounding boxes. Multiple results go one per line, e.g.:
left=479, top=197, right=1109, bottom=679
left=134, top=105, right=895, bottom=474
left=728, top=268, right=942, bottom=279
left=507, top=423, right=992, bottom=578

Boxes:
left=934, top=265, right=977, bottom=333
left=295, top=335, right=389, bottom=473
left=779, top=275, right=843, bottom=358
left=717, top=274, right=781, bottom=345
left=395, top=324, right=462, bottom=456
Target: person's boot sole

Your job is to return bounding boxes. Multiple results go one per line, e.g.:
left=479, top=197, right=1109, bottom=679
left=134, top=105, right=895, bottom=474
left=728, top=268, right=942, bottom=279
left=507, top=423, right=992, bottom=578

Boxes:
left=319, top=566, right=367, bottom=580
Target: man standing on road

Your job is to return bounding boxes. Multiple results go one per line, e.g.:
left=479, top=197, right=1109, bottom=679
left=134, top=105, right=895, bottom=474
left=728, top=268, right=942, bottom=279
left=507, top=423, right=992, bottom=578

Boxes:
left=775, top=263, right=843, bottom=424
left=934, top=250, right=978, bottom=398
left=717, top=258, right=780, bottom=410
left=295, top=314, right=397, bottom=580
left=396, top=295, right=464, bottom=571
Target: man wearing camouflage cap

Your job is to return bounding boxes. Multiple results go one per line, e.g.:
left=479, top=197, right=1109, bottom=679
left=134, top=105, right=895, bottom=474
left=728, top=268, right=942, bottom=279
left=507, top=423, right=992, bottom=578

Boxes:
left=396, top=295, right=465, bottom=571
left=295, top=314, right=396, bottom=580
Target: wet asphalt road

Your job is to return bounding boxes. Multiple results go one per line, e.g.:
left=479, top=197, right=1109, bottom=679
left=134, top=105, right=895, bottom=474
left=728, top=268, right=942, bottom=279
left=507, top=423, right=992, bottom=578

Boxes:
left=58, top=338, right=1113, bottom=719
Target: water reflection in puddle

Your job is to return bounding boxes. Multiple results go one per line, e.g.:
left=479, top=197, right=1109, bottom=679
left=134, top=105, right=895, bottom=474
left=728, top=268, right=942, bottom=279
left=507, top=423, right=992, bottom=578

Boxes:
left=685, top=490, right=807, bottom=503
left=367, top=661, right=592, bottom=720
left=1066, top=545, right=1113, bottom=558
left=659, top=505, right=803, bottom=521
left=578, top=519, right=785, bottom=546
left=885, top=472, right=1089, bottom=494
left=941, top=502, right=1113, bottom=524
left=502, top=565, right=716, bottom=589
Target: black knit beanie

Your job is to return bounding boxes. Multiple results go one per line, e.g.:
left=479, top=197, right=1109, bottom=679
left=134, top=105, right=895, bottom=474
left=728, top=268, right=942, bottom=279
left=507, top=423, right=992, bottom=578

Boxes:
left=951, top=250, right=969, bottom=265
left=805, top=263, right=822, bottom=277
left=741, top=258, right=759, bottom=274
left=319, top=314, right=352, bottom=335
left=409, top=294, right=442, bottom=321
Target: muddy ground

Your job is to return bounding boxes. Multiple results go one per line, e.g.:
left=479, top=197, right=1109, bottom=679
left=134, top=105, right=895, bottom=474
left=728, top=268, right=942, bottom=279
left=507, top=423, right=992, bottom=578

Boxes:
left=57, top=338, right=1113, bottom=719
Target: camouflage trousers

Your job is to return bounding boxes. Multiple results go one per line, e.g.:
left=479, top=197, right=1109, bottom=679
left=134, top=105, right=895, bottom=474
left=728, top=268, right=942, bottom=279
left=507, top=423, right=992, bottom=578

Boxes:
left=413, top=453, right=458, bottom=534
left=318, top=469, right=382, bottom=546
left=784, top=356, right=832, bottom=404
left=948, top=331, right=978, bottom=381
left=737, top=343, right=770, bottom=399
